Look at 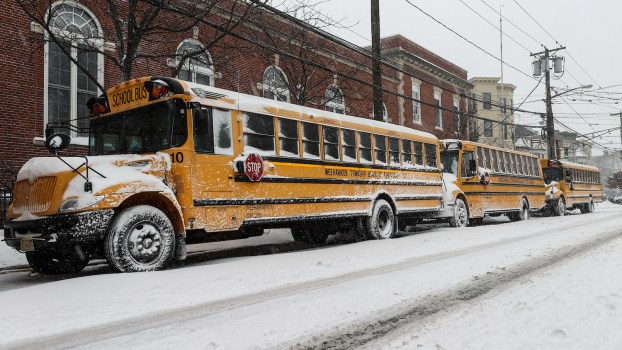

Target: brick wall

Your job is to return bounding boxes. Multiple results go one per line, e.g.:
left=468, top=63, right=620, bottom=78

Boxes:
left=0, top=0, right=471, bottom=174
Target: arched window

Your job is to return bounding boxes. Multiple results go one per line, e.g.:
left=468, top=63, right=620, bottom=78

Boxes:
left=46, top=2, right=103, bottom=140
left=176, top=39, right=214, bottom=86
left=325, top=85, right=345, bottom=114
left=263, top=65, right=289, bottom=102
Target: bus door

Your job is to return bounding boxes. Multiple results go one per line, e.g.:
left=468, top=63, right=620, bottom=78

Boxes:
left=191, top=106, right=238, bottom=231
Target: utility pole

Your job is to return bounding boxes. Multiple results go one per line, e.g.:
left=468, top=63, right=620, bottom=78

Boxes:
left=612, top=111, right=622, bottom=155
left=531, top=46, right=566, bottom=159
left=371, top=0, right=383, bottom=121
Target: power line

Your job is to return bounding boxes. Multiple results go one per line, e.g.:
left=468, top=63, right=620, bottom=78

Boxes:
left=457, top=0, right=532, bottom=53
left=512, top=0, right=602, bottom=89
left=480, top=0, right=543, bottom=48
left=402, top=0, right=537, bottom=81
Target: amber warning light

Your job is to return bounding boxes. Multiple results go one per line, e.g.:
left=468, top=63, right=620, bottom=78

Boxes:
left=144, top=80, right=171, bottom=101
left=87, top=96, right=109, bottom=116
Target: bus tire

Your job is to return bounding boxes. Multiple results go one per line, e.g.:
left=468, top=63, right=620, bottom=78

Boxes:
left=26, top=247, right=89, bottom=275
left=105, top=205, right=175, bottom=272
left=364, top=199, right=395, bottom=240
left=553, top=197, right=566, bottom=217
left=449, top=198, right=469, bottom=228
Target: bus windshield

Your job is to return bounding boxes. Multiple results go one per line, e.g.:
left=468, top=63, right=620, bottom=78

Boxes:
left=543, top=166, right=563, bottom=183
left=89, top=99, right=187, bottom=155
left=440, top=150, right=460, bottom=176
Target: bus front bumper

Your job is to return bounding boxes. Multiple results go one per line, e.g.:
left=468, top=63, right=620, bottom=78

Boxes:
left=3, top=210, right=115, bottom=251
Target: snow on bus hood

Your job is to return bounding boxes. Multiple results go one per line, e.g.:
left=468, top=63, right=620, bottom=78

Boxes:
left=17, top=153, right=173, bottom=200
left=441, top=172, right=461, bottom=205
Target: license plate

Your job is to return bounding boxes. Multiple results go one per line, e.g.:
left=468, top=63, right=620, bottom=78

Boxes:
left=20, top=239, right=35, bottom=252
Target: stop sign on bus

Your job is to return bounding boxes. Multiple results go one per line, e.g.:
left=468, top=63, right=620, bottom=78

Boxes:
left=244, top=153, right=264, bottom=181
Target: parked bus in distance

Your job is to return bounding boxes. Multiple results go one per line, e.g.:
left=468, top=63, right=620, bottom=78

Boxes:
left=437, top=140, right=546, bottom=227
left=541, top=159, right=603, bottom=215
left=4, top=76, right=444, bottom=274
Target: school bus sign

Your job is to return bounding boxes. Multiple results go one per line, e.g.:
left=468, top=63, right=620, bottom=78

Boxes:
left=244, top=153, right=264, bottom=181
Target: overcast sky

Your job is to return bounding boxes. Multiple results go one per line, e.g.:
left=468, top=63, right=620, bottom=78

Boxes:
left=283, top=0, right=622, bottom=154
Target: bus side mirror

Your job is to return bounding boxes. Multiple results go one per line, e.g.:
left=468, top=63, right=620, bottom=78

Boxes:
left=467, top=159, right=477, bottom=177
left=45, top=132, right=71, bottom=153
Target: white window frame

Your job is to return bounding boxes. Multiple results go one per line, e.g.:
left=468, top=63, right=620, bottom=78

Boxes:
left=434, top=89, right=442, bottom=130
left=262, top=65, right=290, bottom=102
left=412, top=80, right=421, bottom=125
left=43, top=1, right=104, bottom=144
left=175, top=39, right=215, bottom=86
left=325, top=84, right=345, bottom=114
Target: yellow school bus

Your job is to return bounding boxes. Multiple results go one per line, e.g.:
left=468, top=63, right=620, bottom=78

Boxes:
left=437, top=140, right=546, bottom=227
left=3, top=76, right=444, bottom=273
left=541, top=159, right=603, bottom=215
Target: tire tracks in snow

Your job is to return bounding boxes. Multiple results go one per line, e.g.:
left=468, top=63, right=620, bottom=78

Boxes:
left=3, top=213, right=620, bottom=350
left=287, top=222, right=622, bottom=349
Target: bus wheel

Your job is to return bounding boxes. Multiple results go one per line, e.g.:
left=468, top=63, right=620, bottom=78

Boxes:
left=105, top=205, right=175, bottom=272
left=553, top=198, right=566, bottom=217
left=449, top=198, right=469, bottom=228
left=26, top=248, right=89, bottom=275
left=364, top=199, right=395, bottom=239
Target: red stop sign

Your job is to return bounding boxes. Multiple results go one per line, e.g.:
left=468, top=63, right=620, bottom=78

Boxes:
left=244, top=153, right=264, bottom=181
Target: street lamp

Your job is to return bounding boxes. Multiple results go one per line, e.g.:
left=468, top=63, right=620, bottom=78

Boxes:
left=545, top=84, right=592, bottom=159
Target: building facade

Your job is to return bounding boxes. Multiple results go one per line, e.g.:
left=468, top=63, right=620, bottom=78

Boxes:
left=0, top=0, right=471, bottom=175
left=468, top=77, right=515, bottom=149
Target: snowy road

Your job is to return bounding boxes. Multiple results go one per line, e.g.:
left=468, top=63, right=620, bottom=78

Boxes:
left=1, top=203, right=621, bottom=349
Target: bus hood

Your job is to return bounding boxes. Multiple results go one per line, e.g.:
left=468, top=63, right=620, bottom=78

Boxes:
left=9, top=153, right=174, bottom=220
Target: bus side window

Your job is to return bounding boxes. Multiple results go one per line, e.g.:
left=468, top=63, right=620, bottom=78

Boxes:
left=213, top=108, right=232, bottom=155
left=402, top=140, right=413, bottom=165
left=193, top=107, right=214, bottom=153
left=461, top=151, right=475, bottom=178
left=565, top=169, right=572, bottom=182
left=476, top=146, right=484, bottom=169
left=323, top=126, right=340, bottom=161
left=278, top=118, right=299, bottom=158
left=389, top=138, right=400, bottom=166
left=302, top=122, right=320, bottom=159
left=374, top=135, right=387, bottom=165
left=341, top=129, right=357, bottom=162
left=498, top=151, right=506, bottom=173
left=243, top=112, right=276, bottom=156
left=359, top=132, right=372, bottom=164
left=413, top=141, right=423, bottom=166
left=424, top=143, right=437, bottom=168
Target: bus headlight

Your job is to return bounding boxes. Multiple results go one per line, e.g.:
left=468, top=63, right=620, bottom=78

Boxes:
left=59, top=195, right=106, bottom=213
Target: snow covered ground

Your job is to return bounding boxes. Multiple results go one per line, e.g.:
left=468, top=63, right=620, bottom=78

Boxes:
left=0, top=202, right=621, bottom=349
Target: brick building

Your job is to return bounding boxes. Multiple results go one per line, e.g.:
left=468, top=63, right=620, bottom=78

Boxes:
left=0, top=0, right=471, bottom=174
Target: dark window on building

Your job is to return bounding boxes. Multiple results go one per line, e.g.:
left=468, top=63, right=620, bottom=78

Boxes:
left=484, top=120, right=493, bottom=137
left=483, top=93, right=492, bottom=109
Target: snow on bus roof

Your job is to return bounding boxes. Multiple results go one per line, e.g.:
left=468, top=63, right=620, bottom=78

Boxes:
left=550, top=159, right=600, bottom=171
left=181, top=80, right=437, bottom=142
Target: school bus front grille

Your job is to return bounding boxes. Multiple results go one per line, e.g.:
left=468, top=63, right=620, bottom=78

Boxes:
left=12, top=177, right=57, bottom=214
